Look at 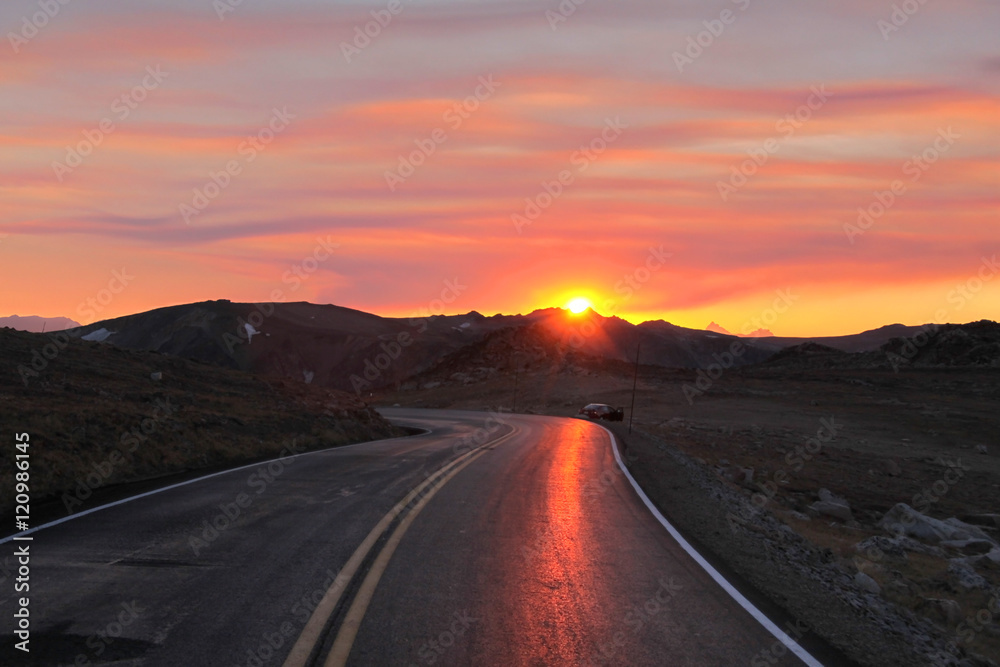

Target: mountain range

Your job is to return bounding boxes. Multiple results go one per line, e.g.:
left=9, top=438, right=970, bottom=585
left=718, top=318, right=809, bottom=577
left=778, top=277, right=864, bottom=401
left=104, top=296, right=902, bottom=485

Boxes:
left=13, top=299, right=986, bottom=394
left=0, top=314, right=81, bottom=332
left=705, top=321, right=774, bottom=337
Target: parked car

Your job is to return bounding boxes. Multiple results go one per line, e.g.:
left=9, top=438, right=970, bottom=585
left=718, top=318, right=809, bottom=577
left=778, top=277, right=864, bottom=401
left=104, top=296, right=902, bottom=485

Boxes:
left=579, top=403, right=625, bottom=421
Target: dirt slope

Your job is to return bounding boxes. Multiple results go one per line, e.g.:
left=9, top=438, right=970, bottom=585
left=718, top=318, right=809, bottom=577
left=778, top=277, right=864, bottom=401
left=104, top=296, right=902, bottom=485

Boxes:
left=0, top=327, right=402, bottom=516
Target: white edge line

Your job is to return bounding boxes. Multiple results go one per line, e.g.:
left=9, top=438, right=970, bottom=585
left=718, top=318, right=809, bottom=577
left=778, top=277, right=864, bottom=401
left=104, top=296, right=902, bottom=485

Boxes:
left=599, top=424, right=825, bottom=667
left=0, top=430, right=423, bottom=546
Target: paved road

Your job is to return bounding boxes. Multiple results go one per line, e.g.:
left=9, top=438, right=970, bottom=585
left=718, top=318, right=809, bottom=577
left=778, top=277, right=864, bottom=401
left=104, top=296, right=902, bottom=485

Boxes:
left=1, top=409, right=820, bottom=666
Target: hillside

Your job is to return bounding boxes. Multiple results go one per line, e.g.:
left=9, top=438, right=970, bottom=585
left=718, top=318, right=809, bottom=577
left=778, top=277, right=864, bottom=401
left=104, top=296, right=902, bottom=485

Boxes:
left=65, top=300, right=513, bottom=395
left=0, top=327, right=402, bottom=516
left=753, top=323, right=930, bottom=354
left=753, top=320, right=1000, bottom=372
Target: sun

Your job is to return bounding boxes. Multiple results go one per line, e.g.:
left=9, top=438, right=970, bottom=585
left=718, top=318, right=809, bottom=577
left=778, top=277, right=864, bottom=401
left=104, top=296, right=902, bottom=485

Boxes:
left=566, top=297, right=592, bottom=314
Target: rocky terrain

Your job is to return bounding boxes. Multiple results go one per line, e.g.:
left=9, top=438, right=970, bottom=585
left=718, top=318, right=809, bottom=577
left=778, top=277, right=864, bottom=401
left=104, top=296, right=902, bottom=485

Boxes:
left=759, top=321, right=1000, bottom=372
left=0, top=327, right=402, bottom=517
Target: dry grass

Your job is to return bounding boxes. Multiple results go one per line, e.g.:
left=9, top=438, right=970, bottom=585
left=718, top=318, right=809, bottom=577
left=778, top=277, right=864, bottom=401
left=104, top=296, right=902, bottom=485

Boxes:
left=0, top=328, right=403, bottom=516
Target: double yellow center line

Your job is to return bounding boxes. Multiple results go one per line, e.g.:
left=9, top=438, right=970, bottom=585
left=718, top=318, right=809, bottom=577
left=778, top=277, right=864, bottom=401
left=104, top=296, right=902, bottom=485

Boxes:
left=282, top=425, right=519, bottom=667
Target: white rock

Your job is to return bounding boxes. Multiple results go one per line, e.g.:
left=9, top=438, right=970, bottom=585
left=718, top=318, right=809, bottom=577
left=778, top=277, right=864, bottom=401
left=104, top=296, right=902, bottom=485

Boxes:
left=947, top=559, right=989, bottom=590
left=857, top=534, right=948, bottom=558
left=973, top=548, right=1000, bottom=566
left=810, top=500, right=853, bottom=522
left=81, top=328, right=113, bottom=342
left=854, top=571, right=881, bottom=594
left=942, top=517, right=995, bottom=543
left=854, top=536, right=908, bottom=562
left=878, top=503, right=996, bottom=544
left=818, top=488, right=848, bottom=505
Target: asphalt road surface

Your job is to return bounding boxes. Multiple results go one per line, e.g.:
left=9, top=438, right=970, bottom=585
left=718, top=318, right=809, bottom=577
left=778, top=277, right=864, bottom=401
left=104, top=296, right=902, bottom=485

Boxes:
left=1, top=409, right=827, bottom=666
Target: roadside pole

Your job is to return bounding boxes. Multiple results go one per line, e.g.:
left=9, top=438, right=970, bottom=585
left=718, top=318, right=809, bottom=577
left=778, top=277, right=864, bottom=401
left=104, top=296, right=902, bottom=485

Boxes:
left=628, top=342, right=640, bottom=434
left=512, top=363, right=518, bottom=414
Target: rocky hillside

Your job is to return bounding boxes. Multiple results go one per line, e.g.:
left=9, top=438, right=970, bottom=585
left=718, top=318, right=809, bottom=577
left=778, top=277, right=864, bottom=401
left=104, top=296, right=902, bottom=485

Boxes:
left=0, top=327, right=402, bottom=516
left=404, top=317, right=638, bottom=385
left=755, top=320, right=1000, bottom=372
left=882, top=320, right=1000, bottom=369
left=64, top=300, right=516, bottom=394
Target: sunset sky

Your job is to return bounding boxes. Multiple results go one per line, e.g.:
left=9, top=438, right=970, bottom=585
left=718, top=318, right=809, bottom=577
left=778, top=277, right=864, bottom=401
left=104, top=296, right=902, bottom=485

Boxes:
left=2, top=0, right=997, bottom=336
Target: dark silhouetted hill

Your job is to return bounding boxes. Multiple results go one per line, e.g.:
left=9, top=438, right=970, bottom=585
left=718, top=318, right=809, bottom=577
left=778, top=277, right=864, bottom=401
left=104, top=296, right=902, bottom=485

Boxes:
left=0, top=326, right=401, bottom=514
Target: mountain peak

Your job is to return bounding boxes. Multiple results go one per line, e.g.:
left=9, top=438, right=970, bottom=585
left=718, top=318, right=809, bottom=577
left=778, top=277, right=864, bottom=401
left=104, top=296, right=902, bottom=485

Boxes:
left=705, top=322, right=773, bottom=337
left=743, top=328, right=774, bottom=338
left=706, top=322, right=731, bottom=335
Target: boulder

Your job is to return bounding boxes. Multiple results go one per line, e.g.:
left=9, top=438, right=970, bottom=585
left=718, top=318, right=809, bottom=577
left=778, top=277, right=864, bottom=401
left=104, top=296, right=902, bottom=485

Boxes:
left=942, top=517, right=995, bottom=542
left=818, top=488, right=848, bottom=505
left=854, top=536, right=908, bottom=563
left=939, top=539, right=995, bottom=555
left=971, top=548, right=1000, bottom=568
left=854, top=571, right=881, bottom=594
left=720, top=465, right=754, bottom=488
left=878, top=503, right=996, bottom=544
left=856, top=534, right=945, bottom=560
left=918, top=598, right=963, bottom=626
left=810, top=500, right=853, bottom=522
left=947, top=559, right=989, bottom=591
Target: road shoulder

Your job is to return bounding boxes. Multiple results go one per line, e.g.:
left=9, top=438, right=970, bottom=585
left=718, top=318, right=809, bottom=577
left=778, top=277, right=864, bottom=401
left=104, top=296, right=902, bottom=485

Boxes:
left=607, top=423, right=955, bottom=667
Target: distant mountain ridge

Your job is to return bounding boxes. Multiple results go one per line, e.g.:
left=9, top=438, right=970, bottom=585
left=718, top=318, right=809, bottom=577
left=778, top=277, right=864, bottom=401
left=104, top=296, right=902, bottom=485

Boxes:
left=1, top=314, right=81, bottom=332
left=706, top=322, right=774, bottom=337
left=54, top=300, right=979, bottom=393
left=753, top=321, right=1000, bottom=371
left=705, top=321, right=731, bottom=335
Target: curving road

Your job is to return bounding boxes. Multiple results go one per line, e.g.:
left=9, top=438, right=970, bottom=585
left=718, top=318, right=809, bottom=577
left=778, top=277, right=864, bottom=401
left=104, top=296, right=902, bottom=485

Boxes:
left=1, top=409, right=825, bottom=666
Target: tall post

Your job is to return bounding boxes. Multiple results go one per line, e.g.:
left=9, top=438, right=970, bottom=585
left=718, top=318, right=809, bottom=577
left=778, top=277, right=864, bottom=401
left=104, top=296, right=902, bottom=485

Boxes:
left=512, top=361, right=519, bottom=414
left=628, top=342, right=640, bottom=434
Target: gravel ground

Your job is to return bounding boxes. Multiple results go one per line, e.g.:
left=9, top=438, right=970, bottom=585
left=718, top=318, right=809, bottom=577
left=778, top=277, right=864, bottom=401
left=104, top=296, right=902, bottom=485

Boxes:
left=608, top=422, right=981, bottom=666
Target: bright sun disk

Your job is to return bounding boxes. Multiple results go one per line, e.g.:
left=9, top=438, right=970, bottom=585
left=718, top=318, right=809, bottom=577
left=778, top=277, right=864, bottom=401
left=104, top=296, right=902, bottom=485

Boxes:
left=566, top=297, right=591, bottom=314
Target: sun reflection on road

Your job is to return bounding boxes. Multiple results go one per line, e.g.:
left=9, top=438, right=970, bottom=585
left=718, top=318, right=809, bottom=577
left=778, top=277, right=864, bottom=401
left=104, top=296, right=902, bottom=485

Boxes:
left=512, top=420, right=604, bottom=663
